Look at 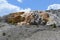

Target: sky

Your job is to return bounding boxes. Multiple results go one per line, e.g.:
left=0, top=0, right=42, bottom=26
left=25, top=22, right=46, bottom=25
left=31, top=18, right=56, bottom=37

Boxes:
left=0, top=0, right=60, bottom=16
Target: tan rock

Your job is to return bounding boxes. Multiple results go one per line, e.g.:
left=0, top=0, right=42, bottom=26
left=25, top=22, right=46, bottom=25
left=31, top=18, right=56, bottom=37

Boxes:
left=7, top=12, right=25, bottom=24
left=39, top=12, right=56, bottom=26
left=39, top=12, right=49, bottom=20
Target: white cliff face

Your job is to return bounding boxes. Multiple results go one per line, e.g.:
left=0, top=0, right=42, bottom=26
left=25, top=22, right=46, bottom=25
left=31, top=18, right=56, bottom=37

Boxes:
left=46, top=17, right=57, bottom=25
left=20, top=11, right=32, bottom=18
left=47, top=12, right=60, bottom=26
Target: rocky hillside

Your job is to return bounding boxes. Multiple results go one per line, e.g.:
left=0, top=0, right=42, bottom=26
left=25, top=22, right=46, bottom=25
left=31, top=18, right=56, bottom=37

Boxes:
left=1, top=9, right=60, bottom=26
left=0, top=9, right=60, bottom=40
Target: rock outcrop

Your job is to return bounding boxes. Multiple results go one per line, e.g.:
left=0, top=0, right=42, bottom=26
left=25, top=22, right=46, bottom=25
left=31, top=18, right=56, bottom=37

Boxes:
left=0, top=9, right=60, bottom=40
left=2, top=10, right=60, bottom=26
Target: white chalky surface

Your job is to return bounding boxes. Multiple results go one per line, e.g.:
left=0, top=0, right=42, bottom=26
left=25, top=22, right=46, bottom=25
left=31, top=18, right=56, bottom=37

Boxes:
left=0, top=23, right=60, bottom=40
left=24, top=31, right=60, bottom=40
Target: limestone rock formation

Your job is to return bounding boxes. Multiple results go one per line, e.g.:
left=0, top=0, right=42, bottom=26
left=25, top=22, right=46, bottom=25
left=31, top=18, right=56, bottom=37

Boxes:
left=2, top=10, right=60, bottom=27
left=0, top=9, right=60, bottom=40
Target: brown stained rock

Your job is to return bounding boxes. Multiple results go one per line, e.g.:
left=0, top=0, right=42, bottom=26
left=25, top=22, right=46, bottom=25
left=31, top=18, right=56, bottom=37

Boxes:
left=39, top=12, right=57, bottom=28
left=7, top=12, right=25, bottom=24
left=17, top=14, right=34, bottom=25
left=39, top=12, right=49, bottom=21
left=4, top=11, right=57, bottom=26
